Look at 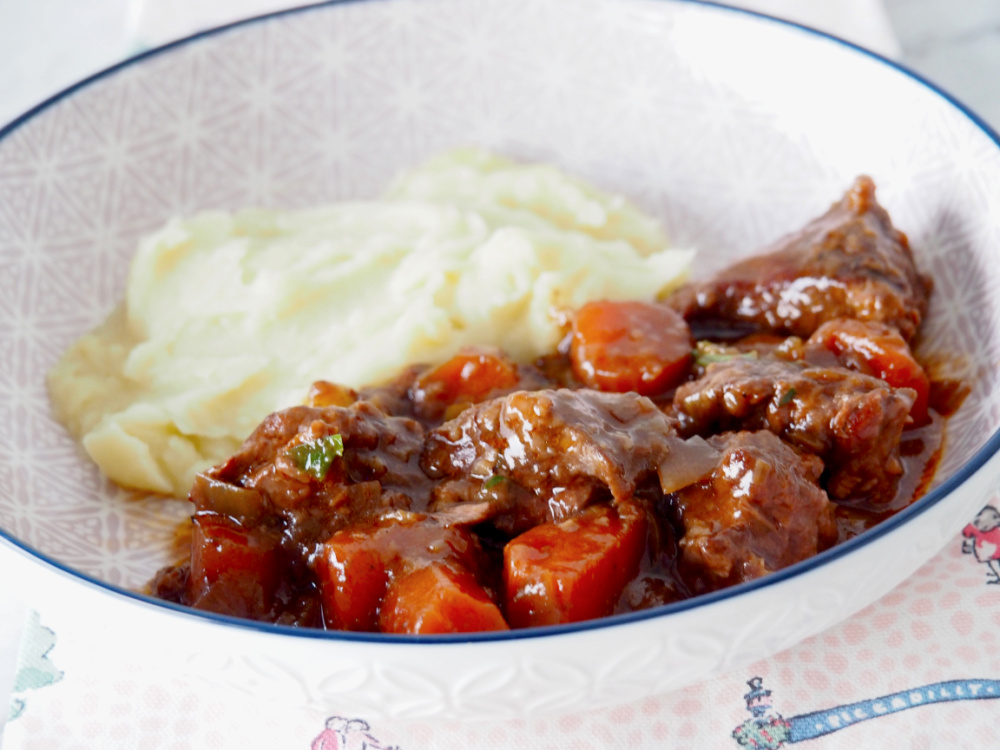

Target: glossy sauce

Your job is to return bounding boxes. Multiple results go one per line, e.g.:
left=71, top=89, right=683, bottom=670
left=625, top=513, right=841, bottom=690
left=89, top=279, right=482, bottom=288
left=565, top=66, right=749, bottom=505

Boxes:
left=150, top=178, right=959, bottom=633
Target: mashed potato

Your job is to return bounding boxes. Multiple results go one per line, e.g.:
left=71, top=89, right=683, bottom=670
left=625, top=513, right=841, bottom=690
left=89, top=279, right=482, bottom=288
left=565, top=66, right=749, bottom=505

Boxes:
left=48, top=148, right=693, bottom=497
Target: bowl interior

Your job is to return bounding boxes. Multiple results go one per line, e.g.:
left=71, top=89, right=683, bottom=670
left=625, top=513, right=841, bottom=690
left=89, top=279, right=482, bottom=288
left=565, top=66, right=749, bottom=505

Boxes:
left=1, top=0, right=999, bottom=608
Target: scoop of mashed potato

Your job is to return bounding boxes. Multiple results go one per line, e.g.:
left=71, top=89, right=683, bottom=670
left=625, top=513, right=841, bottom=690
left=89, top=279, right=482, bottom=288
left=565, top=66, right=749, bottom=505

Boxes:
left=48, top=148, right=692, bottom=497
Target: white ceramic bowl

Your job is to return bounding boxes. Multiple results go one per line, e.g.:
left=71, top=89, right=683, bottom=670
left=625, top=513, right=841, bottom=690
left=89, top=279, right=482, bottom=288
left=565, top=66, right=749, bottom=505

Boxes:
left=2, top=0, right=1000, bottom=721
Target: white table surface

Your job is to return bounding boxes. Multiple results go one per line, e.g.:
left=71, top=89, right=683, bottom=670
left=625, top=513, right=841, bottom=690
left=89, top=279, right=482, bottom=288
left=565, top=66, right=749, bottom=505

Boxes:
left=0, top=0, right=997, bottom=745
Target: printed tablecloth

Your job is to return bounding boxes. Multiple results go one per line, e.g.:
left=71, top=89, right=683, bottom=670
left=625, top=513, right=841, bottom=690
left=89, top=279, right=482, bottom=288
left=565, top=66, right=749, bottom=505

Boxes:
left=2, top=1, right=997, bottom=748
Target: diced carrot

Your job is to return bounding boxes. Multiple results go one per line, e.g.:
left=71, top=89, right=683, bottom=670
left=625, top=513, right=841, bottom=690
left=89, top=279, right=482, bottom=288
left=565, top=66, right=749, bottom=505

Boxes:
left=504, top=501, right=648, bottom=628
left=809, top=318, right=930, bottom=425
left=315, top=529, right=388, bottom=632
left=570, top=301, right=692, bottom=396
left=379, top=563, right=509, bottom=634
left=189, top=514, right=281, bottom=618
left=410, top=348, right=522, bottom=421
left=413, top=348, right=519, bottom=406
left=316, top=514, right=489, bottom=632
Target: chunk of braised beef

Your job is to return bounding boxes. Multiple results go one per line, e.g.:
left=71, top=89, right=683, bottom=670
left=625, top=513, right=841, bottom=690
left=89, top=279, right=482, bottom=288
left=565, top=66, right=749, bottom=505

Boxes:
left=214, top=401, right=425, bottom=503
left=669, top=176, right=931, bottom=341
left=190, top=400, right=433, bottom=569
left=149, top=560, right=189, bottom=604
left=673, top=355, right=915, bottom=508
left=676, top=431, right=837, bottom=593
left=420, top=389, right=686, bottom=537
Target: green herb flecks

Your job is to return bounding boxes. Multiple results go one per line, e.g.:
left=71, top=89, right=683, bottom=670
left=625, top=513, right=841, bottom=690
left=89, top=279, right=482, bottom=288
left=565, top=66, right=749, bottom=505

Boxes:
left=286, top=433, right=344, bottom=480
left=778, top=387, right=797, bottom=407
left=692, top=340, right=759, bottom=368
left=484, top=475, right=507, bottom=490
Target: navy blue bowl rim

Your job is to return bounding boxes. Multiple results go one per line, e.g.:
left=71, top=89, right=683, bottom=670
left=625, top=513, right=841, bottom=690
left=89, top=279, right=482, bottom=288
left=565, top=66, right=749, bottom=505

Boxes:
left=2, top=0, right=999, bottom=646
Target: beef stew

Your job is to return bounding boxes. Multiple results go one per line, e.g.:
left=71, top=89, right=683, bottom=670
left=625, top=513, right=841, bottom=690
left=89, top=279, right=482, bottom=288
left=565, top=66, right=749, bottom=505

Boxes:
left=152, top=177, right=950, bottom=634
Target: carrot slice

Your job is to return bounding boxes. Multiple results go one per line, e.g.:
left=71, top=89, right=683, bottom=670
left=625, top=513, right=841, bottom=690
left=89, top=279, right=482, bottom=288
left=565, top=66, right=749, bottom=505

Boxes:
left=414, top=348, right=519, bottom=403
left=379, top=563, right=509, bottom=634
left=570, top=300, right=692, bottom=395
left=809, top=318, right=930, bottom=425
left=504, top=501, right=648, bottom=628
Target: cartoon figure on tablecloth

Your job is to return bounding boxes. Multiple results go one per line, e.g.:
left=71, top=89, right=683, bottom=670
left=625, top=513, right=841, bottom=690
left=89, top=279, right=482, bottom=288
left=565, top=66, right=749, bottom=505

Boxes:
left=312, top=715, right=399, bottom=750
left=961, top=505, right=1000, bottom=584
left=732, top=677, right=791, bottom=749
left=7, top=610, right=64, bottom=722
left=728, top=674, right=1000, bottom=746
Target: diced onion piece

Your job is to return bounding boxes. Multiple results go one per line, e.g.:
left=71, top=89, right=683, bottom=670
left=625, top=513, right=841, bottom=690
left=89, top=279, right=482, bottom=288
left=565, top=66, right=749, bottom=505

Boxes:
left=190, top=473, right=267, bottom=523
left=657, top=436, right=721, bottom=494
